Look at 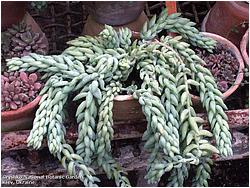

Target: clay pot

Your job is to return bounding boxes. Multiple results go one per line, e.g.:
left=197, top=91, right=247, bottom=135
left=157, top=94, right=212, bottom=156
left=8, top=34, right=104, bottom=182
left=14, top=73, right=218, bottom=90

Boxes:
left=113, top=95, right=145, bottom=122
left=83, top=1, right=147, bottom=36
left=240, top=29, right=249, bottom=67
left=1, top=1, right=28, bottom=30
left=1, top=96, right=41, bottom=132
left=191, top=32, right=245, bottom=104
left=201, top=1, right=249, bottom=48
left=85, top=1, right=146, bottom=26
left=83, top=11, right=148, bottom=36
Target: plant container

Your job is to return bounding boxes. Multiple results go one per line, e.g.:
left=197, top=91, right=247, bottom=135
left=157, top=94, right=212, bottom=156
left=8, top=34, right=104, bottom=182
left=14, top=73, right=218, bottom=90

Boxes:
left=240, top=29, right=249, bottom=67
left=201, top=1, right=249, bottom=48
left=1, top=3, right=49, bottom=54
left=85, top=1, right=146, bottom=26
left=191, top=32, right=245, bottom=104
left=1, top=96, right=41, bottom=132
left=83, top=2, right=147, bottom=36
left=83, top=12, right=148, bottom=36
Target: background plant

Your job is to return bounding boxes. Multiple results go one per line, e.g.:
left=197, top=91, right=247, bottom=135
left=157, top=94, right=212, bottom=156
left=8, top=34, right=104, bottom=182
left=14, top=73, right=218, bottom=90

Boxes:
left=6, top=8, right=232, bottom=187
left=1, top=21, right=47, bottom=67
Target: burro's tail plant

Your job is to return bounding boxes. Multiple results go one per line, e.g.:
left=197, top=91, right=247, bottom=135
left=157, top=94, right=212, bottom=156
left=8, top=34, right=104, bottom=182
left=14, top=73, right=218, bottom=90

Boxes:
left=6, top=8, right=232, bottom=187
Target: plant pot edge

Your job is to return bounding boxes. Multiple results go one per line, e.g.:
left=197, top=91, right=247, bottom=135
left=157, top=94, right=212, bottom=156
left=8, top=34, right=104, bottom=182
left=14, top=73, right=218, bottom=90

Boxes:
left=240, top=29, right=249, bottom=67
left=1, top=96, right=41, bottom=132
left=191, top=32, right=245, bottom=104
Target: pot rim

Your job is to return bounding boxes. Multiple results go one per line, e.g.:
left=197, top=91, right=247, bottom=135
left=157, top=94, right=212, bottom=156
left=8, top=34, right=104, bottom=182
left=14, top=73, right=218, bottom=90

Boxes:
left=240, top=29, right=249, bottom=67
left=201, top=9, right=210, bottom=32
left=114, top=94, right=134, bottom=101
left=1, top=96, right=41, bottom=120
left=191, top=32, right=245, bottom=102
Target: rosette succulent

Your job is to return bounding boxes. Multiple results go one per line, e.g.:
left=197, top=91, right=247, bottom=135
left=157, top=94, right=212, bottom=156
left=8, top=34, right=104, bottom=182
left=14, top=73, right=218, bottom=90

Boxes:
left=1, top=71, right=42, bottom=111
left=3, top=22, right=47, bottom=59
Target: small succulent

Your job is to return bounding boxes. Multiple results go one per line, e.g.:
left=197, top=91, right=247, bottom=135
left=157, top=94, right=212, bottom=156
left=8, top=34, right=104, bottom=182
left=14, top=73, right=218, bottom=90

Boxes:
left=3, top=22, right=47, bottom=59
left=195, top=44, right=239, bottom=92
left=1, top=71, right=43, bottom=111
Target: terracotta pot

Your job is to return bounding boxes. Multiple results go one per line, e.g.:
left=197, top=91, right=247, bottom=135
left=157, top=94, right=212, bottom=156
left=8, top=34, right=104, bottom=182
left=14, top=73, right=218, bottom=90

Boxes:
left=191, top=32, right=245, bottom=104
left=1, top=96, right=41, bottom=132
left=113, top=95, right=145, bottom=122
left=83, top=11, right=148, bottom=36
left=1, top=1, right=28, bottom=30
left=201, top=1, right=249, bottom=48
left=240, top=29, right=249, bottom=67
left=85, top=1, right=146, bottom=26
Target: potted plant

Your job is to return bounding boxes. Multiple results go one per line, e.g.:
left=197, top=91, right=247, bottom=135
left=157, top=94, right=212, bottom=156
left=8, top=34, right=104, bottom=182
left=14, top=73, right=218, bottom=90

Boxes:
left=83, top=1, right=148, bottom=36
left=1, top=1, right=49, bottom=57
left=1, top=71, right=43, bottom=132
left=2, top=21, right=48, bottom=60
left=240, top=29, right=249, bottom=66
left=201, top=1, right=249, bottom=47
left=191, top=32, right=245, bottom=104
left=6, top=8, right=232, bottom=187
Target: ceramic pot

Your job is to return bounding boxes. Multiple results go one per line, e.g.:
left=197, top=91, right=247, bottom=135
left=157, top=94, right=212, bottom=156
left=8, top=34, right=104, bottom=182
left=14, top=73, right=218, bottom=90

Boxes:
left=240, top=29, right=249, bottom=67
left=83, top=11, right=148, bottom=36
left=201, top=1, right=249, bottom=48
left=85, top=1, right=146, bottom=26
left=191, top=32, right=245, bottom=104
left=1, top=96, right=41, bottom=132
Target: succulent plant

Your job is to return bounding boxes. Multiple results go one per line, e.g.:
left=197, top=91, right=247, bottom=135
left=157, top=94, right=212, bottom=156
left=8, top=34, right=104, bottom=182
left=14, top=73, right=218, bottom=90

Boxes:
left=3, top=22, right=47, bottom=59
left=1, top=71, right=43, bottom=111
left=195, top=44, right=239, bottom=92
left=6, top=8, right=232, bottom=187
